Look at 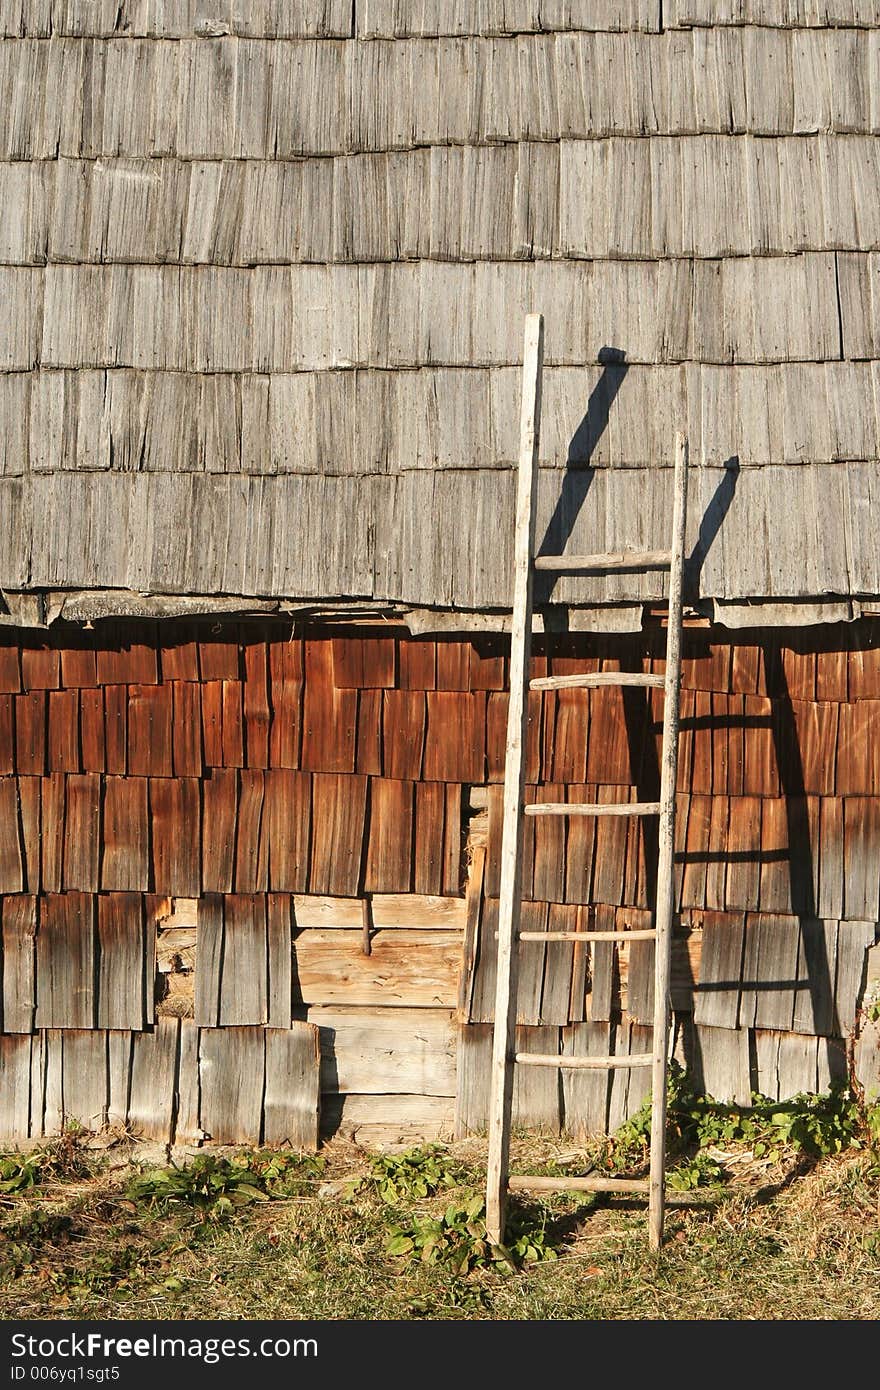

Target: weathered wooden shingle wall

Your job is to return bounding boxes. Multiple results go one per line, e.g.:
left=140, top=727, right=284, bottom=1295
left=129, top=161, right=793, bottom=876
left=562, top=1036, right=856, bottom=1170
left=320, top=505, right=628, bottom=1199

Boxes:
left=0, top=616, right=877, bottom=1142
left=0, top=5, right=878, bottom=615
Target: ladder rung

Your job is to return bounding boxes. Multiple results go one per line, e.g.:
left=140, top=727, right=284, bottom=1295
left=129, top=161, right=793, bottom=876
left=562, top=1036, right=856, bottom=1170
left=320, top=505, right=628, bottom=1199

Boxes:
left=508, top=1174, right=649, bottom=1195
left=529, top=672, right=665, bottom=691
left=515, top=929, right=657, bottom=942
left=534, top=549, right=672, bottom=573
left=524, top=801, right=661, bottom=818
left=514, top=1052, right=654, bottom=1070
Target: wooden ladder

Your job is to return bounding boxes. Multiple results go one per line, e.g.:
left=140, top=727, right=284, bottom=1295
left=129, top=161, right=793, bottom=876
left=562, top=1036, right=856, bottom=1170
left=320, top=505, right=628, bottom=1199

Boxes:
left=485, top=313, right=690, bottom=1251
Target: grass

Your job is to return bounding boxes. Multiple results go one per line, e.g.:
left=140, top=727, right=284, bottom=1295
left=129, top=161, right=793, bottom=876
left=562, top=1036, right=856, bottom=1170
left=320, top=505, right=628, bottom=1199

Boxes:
left=1, top=1083, right=879, bottom=1321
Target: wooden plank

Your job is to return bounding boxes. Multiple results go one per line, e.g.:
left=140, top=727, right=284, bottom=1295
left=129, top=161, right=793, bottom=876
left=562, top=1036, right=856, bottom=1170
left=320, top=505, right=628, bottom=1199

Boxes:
left=267, top=893, right=293, bottom=1029
left=79, top=688, right=105, bottom=772
left=199, top=637, right=240, bottom=682
left=691, top=1023, right=752, bottom=1106
left=547, top=688, right=588, bottom=782
left=21, top=642, right=60, bottom=692
left=42, top=1030, right=63, bottom=1136
left=27, top=1031, right=44, bottom=1138
left=40, top=773, right=65, bottom=892
left=301, top=641, right=357, bottom=773
left=202, top=767, right=238, bottom=893
left=607, top=1021, right=635, bottom=1133
left=454, top=1023, right=491, bottom=1137
left=361, top=778, right=411, bottom=895
left=705, top=794, right=729, bottom=911
left=355, top=688, right=383, bottom=775
left=171, top=682, right=202, bottom=777
left=541, top=902, right=577, bottom=1025
left=0, top=776, right=23, bottom=892
left=61, top=1030, right=107, bottom=1132
left=175, top=1019, right=201, bottom=1144
left=469, top=636, right=506, bottom=691
left=818, top=796, right=844, bottom=920
left=234, top=769, right=268, bottom=892
left=199, top=1024, right=265, bottom=1146
left=516, top=900, right=548, bottom=1025
left=129, top=1017, right=179, bottom=1143
left=458, top=849, right=484, bottom=1019
left=361, top=637, right=397, bottom=689
left=588, top=905, right=618, bottom=1021
left=627, top=935, right=656, bottom=1027
left=194, top=894, right=223, bottom=1027
left=413, top=781, right=445, bottom=895
left=752, top=915, right=800, bottom=1032
left=264, top=1023, right=321, bottom=1149
left=322, top=1092, right=454, bottom=1145
left=47, top=689, right=80, bottom=773
left=266, top=769, right=312, bottom=892
left=101, top=776, right=149, bottom=891
left=307, top=1006, right=456, bottom=1098
left=219, top=895, right=268, bottom=1026
left=423, top=692, right=487, bottom=782
left=531, top=781, right=566, bottom=900
left=725, top=795, right=762, bottom=911
left=777, top=1032, right=819, bottom=1100
left=843, top=797, right=880, bottom=920
left=63, top=773, right=101, bottom=891
left=0, top=641, right=21, bottom=695
left=96, top=628, right=158, bottom=686
left=560, top=1022, right=612, bottom=1137
left=436, top=641, right=470, bottom=692
left=107, top=1030, right=132, bottom=1131
left=0, top=695, right=13, bottom=775
left=201, top=680, right=224, bottom=766
left=2, top=895, right=36, bottom=1033
left=693, top=910, right=745, bottom=1029
left=221, top=681, right=244, bottom=767
left=243, top=637, right=270, bottom=769
left=268, top=673, right=303, bottom=769
left=564, top=783, right=597, bottom=904
left=591, top=788, right=629, bottom=904
left=97, top=893, right=146, bottom=1030
left=18, top=775, right=40, bottom=893
left=792, top=918, right=838, bottom=1037
left=512, top=1025, right=562, bottom=1132
left=16, top=690, right=46, bottom=775
left=757, top=796, right=793, bottom=914
left=292, top=929, right=461, bottom=1008
left=586, top=688, right=632, bottom=784
left=0, top=1035, right=33, bottom=1141
left=331, top=636, right=365, bottom=689
left=486, top=311, right=543, bottom=1244
left=292, top=896, right=363, bottom=929
left=443, top=783, right=463, bottom=895
left=35, top=892, right=95, bottom=1030
left=837, top=701, right=880, bottom=797
left=834, top=921, right=876, bottom=1034
left=399, top=639, right=436, bottom=691
left=159, top=627, right=200, bottom=682
left=127, top=684, right=172, bottom=777
left=151, top=777, right=201, bottom=896
left=104, top=683, right=127, bottom=774
left=382, top=690, right=425, bottom=780
left=310, top=772, right=367, bottom=896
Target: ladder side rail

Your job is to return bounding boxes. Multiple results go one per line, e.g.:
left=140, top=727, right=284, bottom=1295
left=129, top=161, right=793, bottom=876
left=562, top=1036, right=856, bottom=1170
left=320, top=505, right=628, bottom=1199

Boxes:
left=485, top=313, right=545, bottom=1245
left=648, top=431, right=690, bottom=1251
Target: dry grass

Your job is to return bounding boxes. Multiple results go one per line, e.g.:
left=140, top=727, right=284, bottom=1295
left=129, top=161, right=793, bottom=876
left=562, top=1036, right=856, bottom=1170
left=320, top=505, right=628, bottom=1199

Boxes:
left=0, top=1129, right=878, bottom=1322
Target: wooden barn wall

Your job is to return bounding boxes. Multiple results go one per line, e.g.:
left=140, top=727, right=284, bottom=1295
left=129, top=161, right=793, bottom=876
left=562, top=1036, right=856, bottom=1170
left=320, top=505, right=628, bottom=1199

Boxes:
left=0, top=616, right=878, bottom=1143
left=1, top=10, right=880, bottom=613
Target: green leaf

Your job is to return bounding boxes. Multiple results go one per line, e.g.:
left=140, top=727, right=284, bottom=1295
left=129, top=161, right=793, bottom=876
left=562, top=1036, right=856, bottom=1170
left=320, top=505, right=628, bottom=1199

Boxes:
left=386, top=1234, right=415, bottom=1256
